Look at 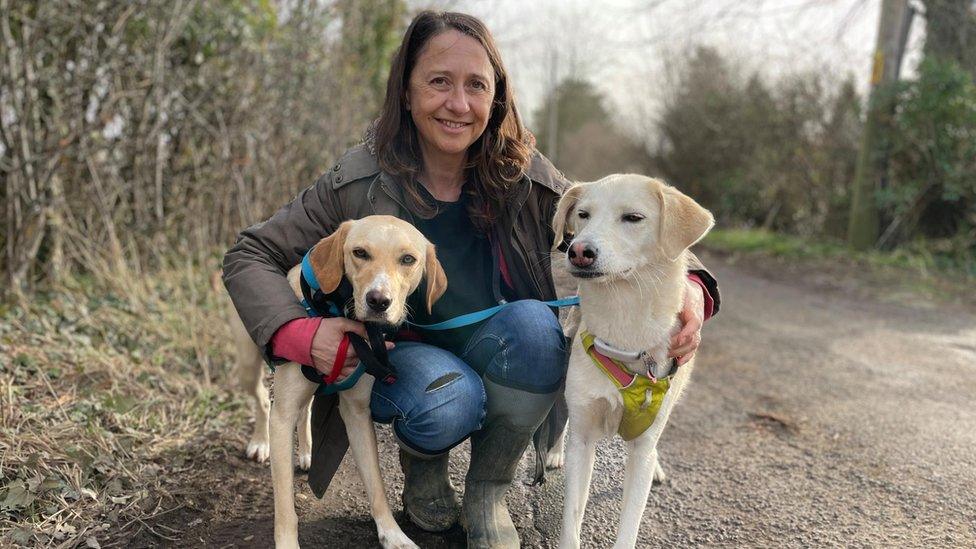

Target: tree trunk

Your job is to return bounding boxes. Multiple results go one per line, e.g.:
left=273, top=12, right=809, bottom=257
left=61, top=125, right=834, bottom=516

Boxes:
left=848, top=0, right=913, bottom=250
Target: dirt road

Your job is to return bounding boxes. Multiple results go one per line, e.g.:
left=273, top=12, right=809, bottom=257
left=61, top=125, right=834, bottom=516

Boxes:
left=149, top=252, right=976, bottom=548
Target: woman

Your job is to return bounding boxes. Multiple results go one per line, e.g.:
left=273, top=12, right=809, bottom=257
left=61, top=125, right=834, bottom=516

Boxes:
left=223, top=10, right=718, bottom=548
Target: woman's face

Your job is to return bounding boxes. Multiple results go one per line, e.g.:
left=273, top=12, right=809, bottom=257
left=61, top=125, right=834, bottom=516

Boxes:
left=407, top=30, right=495, bottom=163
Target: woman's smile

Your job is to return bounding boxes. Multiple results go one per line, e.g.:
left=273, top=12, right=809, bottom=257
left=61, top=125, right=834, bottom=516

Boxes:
left=435, top=117, right=472, bottom=132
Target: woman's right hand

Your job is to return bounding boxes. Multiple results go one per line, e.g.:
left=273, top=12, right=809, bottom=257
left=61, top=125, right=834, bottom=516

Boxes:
left=310, top=317, right=394, bottom=382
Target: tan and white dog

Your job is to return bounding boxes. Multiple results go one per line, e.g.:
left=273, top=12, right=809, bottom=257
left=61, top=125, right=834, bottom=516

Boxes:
left=226, top=215, right=446, bottom=549
left=553, top=175, right=713, bottom=549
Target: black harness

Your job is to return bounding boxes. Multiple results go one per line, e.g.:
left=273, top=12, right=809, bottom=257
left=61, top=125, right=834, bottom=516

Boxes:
left=298, top=267, right=398, bottom=392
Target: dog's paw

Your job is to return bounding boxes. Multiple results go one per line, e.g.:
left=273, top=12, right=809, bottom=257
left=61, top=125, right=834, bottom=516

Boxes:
left=274, top=534, right=301, bottom=549
left=545, top=447, right=565, bottom=470
left=377, top=528, right=419, bottom=549
left=652, top=458, right=667, bottom=484
left=297, top=452, right=312, bottom=471
left=245, top=440, right=270, bottom=463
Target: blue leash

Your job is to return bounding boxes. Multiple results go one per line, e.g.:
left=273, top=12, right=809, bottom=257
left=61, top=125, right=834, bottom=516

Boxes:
left=301, top=252, right=321, bottom=291
left=302, top=249, right=580, bottom=331
left=300, top=252, right=340, bottom=317
left=406, top=295, right=580, bottom=330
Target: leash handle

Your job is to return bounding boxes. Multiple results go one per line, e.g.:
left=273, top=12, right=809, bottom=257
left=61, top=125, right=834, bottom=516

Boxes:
left=323, top=333, right=350, bottom=384
left=367, top=323, right=389, bottom=367
left=347, top=332, right=398, bottom=385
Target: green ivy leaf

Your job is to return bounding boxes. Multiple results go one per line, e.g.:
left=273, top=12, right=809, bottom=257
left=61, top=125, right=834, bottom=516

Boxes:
left=1, top=480, right=35, bottom=510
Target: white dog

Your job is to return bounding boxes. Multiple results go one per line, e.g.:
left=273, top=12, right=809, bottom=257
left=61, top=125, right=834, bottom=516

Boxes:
left=226, top=215, right=446, bottom=549
left=553, top=175, right=714, bottom=549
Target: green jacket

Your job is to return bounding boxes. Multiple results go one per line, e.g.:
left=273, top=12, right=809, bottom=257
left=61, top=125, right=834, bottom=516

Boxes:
left=223, top=137, right=720, bottom=496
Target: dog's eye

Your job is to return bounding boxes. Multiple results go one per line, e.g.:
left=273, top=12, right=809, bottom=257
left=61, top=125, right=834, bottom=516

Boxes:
left=622, top=213, right=645, bottom=223
left=352, top=248, right=370, bottom=260
left=400, top=254, right=416, bottom=265
left=577, top=210, right=590, bottom=219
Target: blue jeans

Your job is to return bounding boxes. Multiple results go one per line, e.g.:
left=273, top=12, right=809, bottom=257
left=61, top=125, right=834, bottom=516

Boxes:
left=370, top=300, right=567, bottom=456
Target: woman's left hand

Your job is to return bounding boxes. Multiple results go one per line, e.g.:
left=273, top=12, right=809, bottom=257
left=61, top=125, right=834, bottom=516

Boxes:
left=669, top=278, right=705, bottom=365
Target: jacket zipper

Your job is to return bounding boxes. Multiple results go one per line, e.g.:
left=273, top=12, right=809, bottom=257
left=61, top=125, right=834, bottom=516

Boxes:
left=488, top=232, right=505, bottom=305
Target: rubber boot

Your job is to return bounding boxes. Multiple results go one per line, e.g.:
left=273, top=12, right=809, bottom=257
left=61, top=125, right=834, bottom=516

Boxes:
left=463, top=379, right=557, bottom=549
left=399, top=447, right=461, bottom=532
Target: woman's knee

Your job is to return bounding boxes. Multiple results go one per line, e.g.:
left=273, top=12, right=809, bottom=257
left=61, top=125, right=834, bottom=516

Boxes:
left=392, top=366, right=486, bottom=455
left=471, top=300, right=567, bottom=393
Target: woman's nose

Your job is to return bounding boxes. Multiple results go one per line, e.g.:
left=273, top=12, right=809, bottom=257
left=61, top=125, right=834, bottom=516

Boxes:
left=445, top=87, right=471, bottom=114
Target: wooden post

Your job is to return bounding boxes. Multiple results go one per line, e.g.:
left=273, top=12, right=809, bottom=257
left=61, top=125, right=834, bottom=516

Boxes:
left=847, top=0, right=913, bottom=250
left=546, top=49, right=559, bottom=164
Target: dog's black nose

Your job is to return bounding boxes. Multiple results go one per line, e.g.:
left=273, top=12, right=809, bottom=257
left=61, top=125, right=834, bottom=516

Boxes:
left=568, top=242, right=597, bottom=268
left=366, top=291, right=391, bottom=312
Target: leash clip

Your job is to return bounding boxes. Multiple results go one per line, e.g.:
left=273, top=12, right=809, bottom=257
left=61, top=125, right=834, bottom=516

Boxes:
left=638, top=351, right=659, bottom=382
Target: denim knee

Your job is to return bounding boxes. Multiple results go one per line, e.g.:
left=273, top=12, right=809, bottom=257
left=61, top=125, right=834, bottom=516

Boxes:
left=392, top=368, right=485, bottom=455
left=462, top=299, right=567, bottom=394
left=369, top=341, right=486, bottom=455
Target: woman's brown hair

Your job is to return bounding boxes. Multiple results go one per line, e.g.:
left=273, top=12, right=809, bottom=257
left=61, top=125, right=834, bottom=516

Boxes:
left=373, top=10, right=534, bottom=231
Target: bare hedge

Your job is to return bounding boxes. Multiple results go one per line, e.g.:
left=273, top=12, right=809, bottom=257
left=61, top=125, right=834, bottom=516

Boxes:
left=1, top=1, right=400, bottom=297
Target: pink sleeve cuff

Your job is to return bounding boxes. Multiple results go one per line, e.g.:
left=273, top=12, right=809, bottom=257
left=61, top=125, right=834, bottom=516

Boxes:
left=269, top=317, right=323, bottom=367
left=687, top=273, right=714, bottom=321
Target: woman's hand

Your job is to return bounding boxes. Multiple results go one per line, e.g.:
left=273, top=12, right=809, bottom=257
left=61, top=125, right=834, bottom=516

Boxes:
left=311, top=317, right=394, bottom=382
left=669, top=278, right=705, bottom=366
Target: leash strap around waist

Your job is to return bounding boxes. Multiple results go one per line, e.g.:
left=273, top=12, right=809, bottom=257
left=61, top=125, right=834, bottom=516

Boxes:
left=406, top=296, right=580, bottom=331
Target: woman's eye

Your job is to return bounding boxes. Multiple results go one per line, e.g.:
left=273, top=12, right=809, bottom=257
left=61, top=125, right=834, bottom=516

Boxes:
left=577, top=211, right=590, bottom=219
left=470, top=80, right=488, bottom=91
left=400, top=255, right=416, bottom=265
left=431, top=77, right=448, bottom=87
left=622, top=214, right=645, bottom=223
left=353, top=248, right=370, bottom=260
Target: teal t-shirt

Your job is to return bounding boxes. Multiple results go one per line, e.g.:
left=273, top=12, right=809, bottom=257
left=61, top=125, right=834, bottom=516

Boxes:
left=407, top=192, right=497, bottom=355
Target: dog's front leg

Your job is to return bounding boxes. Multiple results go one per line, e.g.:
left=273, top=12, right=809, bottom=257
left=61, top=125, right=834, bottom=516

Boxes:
left=338, top=379, right=418, bottom=549
left=559, top=409, right=603, bottom=549
left=270, top=364, right=318, bottom=549
left=612, top=435, right=661, bottom=549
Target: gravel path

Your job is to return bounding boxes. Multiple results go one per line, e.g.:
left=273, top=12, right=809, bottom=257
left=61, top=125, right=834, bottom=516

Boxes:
left=151, top=252, right=976, bottom=548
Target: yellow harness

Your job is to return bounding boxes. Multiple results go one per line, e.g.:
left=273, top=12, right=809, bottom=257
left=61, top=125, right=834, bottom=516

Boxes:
left=579, top=331, right=671, bottom=441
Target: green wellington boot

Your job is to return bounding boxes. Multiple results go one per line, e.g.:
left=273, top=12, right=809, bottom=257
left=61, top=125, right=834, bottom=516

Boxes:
left=462, top=379, right=557, bottom=549
left=399, top=448, right=461, bottom=532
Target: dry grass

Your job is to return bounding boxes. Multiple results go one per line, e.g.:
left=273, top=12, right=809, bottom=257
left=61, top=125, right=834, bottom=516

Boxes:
left=0, top=257, right=249, bottom=548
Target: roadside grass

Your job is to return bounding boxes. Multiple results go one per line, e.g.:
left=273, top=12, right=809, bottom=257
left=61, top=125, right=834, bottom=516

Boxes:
left=0, top=258, right=248, bottom=548
left=703, top=228, right=976, bottom=305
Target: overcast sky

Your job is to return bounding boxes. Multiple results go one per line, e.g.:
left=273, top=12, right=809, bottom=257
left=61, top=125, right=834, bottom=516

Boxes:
left=420, top=0, right=927, bottom=135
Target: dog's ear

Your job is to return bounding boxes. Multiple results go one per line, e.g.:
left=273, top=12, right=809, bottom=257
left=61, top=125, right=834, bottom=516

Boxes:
left=309, top=221, right=351, bottom=294
left=424, top=243, right=448, bottom=313
left=656, top=183, right=714, bottom=261
left=552, top=184, right=585, bottom=249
